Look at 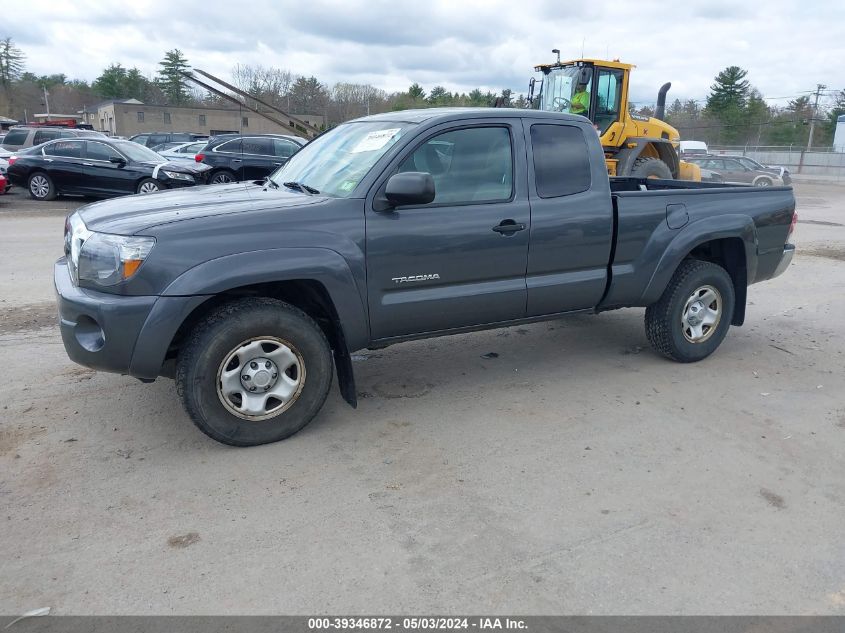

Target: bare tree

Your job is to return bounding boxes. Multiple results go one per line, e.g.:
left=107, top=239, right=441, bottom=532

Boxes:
left=232, top=64, right=294, bottom=110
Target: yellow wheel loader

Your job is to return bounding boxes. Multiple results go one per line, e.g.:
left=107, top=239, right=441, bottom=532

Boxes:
left=528, top=58, right=700, bottom=181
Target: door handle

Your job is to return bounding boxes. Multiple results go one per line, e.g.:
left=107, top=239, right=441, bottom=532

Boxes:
left=231, top=158, right=242, bottom=163
left=492, top=220, right=526, bottom=235
left=273, top=162, right=282, bottom=166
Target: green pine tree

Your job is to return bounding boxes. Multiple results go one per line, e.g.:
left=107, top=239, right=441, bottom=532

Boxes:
left=156, top=49, right=190, bottom=105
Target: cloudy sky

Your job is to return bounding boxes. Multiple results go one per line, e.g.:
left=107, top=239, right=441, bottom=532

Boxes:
left=6, top=0, right=845, bottom=107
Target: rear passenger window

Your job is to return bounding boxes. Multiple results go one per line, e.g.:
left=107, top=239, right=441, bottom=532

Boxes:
left=530, top=124, right=591, bottom=198
left=216, top=139, right=242, bottom=154
left=398, top=127, right=513, bottom=205
left=34, top=129, right=61, bottom=145
left=44, top=140, right=84, bottom=158
left=242, top=138, right=273, bottom=156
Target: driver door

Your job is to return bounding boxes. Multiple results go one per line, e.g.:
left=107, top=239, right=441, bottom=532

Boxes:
left=365, top=122, right=530, bottom=341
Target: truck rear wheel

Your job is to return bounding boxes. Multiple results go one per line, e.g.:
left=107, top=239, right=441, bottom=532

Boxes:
left=176, top=297, right=333, bottom=446
left=645, top=260, right=735, bottom=362
left=630, top=157, right=673, bottom=179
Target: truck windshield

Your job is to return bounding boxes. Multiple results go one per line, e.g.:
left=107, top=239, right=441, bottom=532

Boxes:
left=270, top=121, right=415, bottom=197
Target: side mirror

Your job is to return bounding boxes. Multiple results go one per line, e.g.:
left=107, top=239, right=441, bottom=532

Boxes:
left=384, top=172, right=435, bottom=207
left=109, top=156, right=126, bottom=166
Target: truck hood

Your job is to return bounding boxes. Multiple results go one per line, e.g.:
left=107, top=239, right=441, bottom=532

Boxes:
left=78, top=182, right=324, bottom=234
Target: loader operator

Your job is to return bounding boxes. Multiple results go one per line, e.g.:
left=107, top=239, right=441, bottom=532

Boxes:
left=570, top=82, right=590, bottom=116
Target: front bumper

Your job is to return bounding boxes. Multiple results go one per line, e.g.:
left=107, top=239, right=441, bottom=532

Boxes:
left=54, top=259, right=210, bottom=379
left=772, top=243, right=795, bottom=279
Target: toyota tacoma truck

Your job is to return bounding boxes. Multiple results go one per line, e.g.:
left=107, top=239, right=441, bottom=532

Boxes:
left=56, top=108, right=797, bottom=446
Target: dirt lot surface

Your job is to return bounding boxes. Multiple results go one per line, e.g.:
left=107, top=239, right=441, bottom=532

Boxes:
left=0, top=184, right=843, bottom=615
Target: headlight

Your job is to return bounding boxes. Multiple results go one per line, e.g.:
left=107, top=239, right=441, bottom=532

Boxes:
left=162, top=170, right=193, bottom=181
left=64, top=212, right=154, bottom=287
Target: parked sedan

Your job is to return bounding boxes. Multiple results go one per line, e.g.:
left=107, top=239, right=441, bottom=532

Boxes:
left=196, top=134, right=306, bottom=183
left=732, top=155, right=792, bottom=185
left=685, top=156, right=784, bottom=187
left=7, top=137, right=211, bottom=201
left=0, top=172, right=7, bottom=195
left=155, top=140, right=208, bottom=162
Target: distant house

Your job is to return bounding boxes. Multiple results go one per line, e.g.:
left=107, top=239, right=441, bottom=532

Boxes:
left=77, top=100, right=323, bottom=137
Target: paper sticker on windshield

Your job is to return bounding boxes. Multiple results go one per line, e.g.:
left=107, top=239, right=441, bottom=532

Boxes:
left=350, top=128, right=401, bottom=153
left=338, top=180, right=356, bottom=192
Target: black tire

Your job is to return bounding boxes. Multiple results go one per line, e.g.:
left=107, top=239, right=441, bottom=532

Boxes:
left=28, top=172, right=57, bottom=201
left=209, top=169, right=236, bottom=184
left=630, top=156, right=673, bottom=180
left=176, top=298, right=333, bottom=446
left=137, top=178, right=161, bottom=194
left=645, top=260, right=735, bottom=363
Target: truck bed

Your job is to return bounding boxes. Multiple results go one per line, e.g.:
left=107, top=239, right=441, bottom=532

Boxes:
left=600, top=178, right=796, bottom=310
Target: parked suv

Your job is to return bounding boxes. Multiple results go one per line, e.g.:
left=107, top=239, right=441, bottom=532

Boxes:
left=129, top=132, right=208, bottom=148
left=197, top=134, right=306, bottom=183
left=1, top=126, right=105, bottom=152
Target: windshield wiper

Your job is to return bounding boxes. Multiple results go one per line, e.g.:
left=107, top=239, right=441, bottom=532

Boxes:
left=283, top=181, right=319, bottom=195
left=263, top=177, right=279, bottom=189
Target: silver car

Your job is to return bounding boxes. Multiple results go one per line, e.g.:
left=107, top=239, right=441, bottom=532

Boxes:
left=154, top=140, right=209, bottom=162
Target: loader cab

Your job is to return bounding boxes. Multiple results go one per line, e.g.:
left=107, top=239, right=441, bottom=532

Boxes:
left=530, top=57, right=694, bottom=180
left=533, top=60, right=629, bottom=140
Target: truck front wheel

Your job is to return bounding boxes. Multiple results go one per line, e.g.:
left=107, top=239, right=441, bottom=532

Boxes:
left=645, top=260, right=735, bottom=362
left=176, top=298, right=333, bottom=446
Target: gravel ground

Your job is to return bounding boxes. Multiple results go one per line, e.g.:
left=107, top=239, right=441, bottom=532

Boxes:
left=0, top=183, right=843, bottom=615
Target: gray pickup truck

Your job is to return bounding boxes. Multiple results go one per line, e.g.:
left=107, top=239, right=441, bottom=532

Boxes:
left=56, top=108, right=796, bottom=446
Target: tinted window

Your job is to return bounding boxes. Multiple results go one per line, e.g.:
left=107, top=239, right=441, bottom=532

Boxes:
left=2, top=129, right=28, bottom=146
left=530, top=124, right=591, bottom=198
left=34, top=129, right=62, bottom=145
left=242, top=137, right=273, bottom=156
left=216, top=139, right=242, bottom=154
left=724, top=159, right=745, bottom=170
left=148, top=135, right=167, bottom=147
left=397, top=127, right=512, bottom=205
left=170, top=133, right=191, bottom=142
left=273, top=139, right=299, bottom=158
left=86, top=141, right=123, bottom=162
left=44, top=140, right=84, bottom=158
left=132, top=135, right=149, bottom=145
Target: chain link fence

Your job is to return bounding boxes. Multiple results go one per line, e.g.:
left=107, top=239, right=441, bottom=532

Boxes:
left=709, top=145, right=845, bottom=181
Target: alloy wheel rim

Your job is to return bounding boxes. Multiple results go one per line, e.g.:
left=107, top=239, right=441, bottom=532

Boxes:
left=139, top=181, right=160, bottom=194
left=681, top=285, right=722, bottom=343
left=212, top=173, right=232, bottom=184
left=30, top=175, right=49, bottom=198
left=216, top=337, right=305, bottom=421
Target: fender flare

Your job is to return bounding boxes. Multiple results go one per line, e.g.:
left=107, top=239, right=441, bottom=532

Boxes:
left=139, top=248, right=370, bottom=407
left=640, top=214, right=758, bottom=307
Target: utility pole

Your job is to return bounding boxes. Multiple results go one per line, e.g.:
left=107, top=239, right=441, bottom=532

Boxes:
left=807, top=83, right=826, bottom=150
left=42, top=87, right=51, bottom=121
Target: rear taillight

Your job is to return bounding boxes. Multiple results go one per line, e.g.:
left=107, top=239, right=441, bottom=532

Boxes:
left=787, top=211, right=797, bottom=240
left=8, top=156, right=17, bottom=166
left=195, top=153, right=204, bottom=163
